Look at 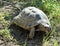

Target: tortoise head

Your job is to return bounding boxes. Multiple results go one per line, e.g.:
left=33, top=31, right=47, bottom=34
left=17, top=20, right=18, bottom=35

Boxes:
left=37, top=13, right=52, bottom=33
left=38, top=18, right=52, bottom=33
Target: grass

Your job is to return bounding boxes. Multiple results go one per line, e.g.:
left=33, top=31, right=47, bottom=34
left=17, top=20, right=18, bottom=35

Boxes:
left=0, top=12, right=13, bottom=40
left=28, top=0, right=60, bottom=46
left=54, top=39, right=58, bottom=46
left=0, top=0, right=60, bottom=46
left=0, top=27, right=13, bottom=40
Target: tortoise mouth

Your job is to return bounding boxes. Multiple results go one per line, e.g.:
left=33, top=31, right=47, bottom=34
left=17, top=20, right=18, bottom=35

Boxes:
left=44, top=27, right=52, bottom=31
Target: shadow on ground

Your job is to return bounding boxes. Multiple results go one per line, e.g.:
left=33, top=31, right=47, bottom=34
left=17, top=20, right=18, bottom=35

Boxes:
left=9, top=24, right=45, bottom=46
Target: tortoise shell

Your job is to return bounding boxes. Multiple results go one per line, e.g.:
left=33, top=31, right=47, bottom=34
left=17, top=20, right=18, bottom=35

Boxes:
left=13, top=7, right=51, bottom=30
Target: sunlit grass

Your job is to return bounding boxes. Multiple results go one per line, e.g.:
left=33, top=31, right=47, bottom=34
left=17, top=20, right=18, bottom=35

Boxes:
left=0, top=12, right=13, bottom=40
left=0, top=0, right=60, bottom=46
left=0, top=28, right=13, bottom=40
left=54, top=39, right=58, bottom=46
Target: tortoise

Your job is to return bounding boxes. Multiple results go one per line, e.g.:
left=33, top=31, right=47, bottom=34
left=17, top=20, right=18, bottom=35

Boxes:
left=11, top=7, right=51, bottom=39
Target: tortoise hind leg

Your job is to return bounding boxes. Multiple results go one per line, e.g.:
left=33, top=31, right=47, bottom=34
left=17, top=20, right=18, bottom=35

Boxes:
left=29, top=28, right=35, bottom=39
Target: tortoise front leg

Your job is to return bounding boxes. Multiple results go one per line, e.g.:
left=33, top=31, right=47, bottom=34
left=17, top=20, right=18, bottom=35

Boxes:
left=29, top=28, right=35, bottom=39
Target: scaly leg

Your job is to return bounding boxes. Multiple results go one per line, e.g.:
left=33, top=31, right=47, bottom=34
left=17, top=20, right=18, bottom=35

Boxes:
left=29, top=28, right=35, bottom=39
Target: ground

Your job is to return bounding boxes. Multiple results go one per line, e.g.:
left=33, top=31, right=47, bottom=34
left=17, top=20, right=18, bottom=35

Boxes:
left=0, top=1, right=60, bottom=46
